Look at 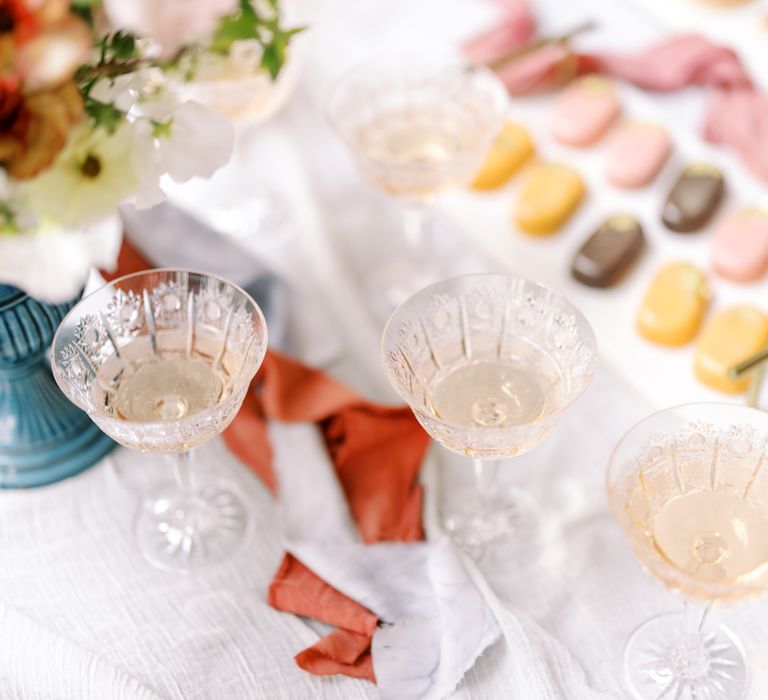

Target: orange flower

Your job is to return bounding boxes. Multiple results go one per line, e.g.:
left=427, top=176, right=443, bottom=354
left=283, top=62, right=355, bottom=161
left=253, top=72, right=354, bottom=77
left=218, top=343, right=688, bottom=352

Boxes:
left=0, top=1, right=37, bottom=41
left=1, top=0, right=91, bottom=91
left=0, top=1, right=35, bottom=73
left=0, top=1, right=89, bottom=179
left=0, top=77, right=83, bottom=179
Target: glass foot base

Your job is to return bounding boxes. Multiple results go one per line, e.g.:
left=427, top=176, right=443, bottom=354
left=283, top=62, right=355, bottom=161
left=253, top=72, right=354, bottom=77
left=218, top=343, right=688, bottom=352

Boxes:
left=135, top=477, right=251, bottom=572
left=442, top=487, right=539, bottom=559
left=624, top=612, right=748, bottom=700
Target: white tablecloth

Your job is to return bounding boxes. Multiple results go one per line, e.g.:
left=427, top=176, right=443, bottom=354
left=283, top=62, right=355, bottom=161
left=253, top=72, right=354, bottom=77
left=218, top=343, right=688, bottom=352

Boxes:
left=3, top=0, right=768, bottom=698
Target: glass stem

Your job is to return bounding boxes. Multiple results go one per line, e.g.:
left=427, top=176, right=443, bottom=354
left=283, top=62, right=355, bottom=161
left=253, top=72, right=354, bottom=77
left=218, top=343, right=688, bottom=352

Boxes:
left=171, top=450, right=196, bottom=496
left=681, top=600, right=710, bottom=643
left=402, top=203, right=432, bottom=253
left=473, top=457, right=499, bottom=512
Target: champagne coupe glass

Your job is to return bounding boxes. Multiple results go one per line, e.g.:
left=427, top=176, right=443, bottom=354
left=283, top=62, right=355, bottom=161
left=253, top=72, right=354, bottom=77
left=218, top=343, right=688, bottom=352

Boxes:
left=327, top=57, right=508, bottom=311
left=607, top=403, right=768, bottom=699
left=381, top=274, right=598, bottom=554
left=51, top=270, right=268, bottom=572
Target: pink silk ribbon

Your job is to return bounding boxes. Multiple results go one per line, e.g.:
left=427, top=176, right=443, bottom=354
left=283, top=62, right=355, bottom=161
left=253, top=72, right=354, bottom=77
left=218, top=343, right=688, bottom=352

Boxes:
left=464, top=4, right=768, bottom=180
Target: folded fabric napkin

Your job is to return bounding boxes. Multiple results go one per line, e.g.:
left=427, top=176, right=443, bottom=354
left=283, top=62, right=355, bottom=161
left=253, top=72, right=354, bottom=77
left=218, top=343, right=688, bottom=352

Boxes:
left=224, top=349, right=430, bottom=680
left=465, top=2, right=768, bottom=181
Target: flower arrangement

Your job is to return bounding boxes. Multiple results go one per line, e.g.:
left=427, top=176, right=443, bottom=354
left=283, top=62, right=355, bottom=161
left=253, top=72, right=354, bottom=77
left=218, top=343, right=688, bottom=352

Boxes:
left=0, top=0, right=302, bottom=301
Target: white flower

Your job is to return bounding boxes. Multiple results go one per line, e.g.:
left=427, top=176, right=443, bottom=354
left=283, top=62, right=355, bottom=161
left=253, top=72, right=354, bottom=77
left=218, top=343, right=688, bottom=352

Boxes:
left=88, top=73, right=146, bottom=113
left=156, top=101, right=234, bottom=181
left=133, top=69, right=185, bottom=121
left=130, top=119, right=165, bottom=208
left=0, top=217, right=122, bottom=303
left=132, top=100, right=234, bottom=208
left=102, top=0, right=238, bottom=55
left=21, top=122, right=139, bottom=227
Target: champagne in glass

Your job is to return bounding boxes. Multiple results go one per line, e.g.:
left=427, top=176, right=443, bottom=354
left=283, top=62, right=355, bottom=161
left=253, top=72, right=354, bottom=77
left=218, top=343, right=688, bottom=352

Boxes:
left=91, top=327, right=246, bottom=449
left=354, top=103, right=483, bottom=201
left=427, top=337, right=564, bottom=434
left=607, top=403, right=768, bottom=699
left=652, top=490, right=768, bottom=586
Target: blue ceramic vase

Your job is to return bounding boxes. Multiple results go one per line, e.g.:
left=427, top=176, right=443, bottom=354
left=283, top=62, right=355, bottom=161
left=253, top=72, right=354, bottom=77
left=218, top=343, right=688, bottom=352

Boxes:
left=0, top=284, right=115, bottom=487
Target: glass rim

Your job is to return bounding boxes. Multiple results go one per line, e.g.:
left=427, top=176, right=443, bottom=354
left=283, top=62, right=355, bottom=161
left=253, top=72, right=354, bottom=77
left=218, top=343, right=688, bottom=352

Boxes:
left=380, top=272, right=600, bottom=434
left=50, top=267, right=268, bottom=428
left=605, top=400, right=768, bottom=484
left=324, top=52, right=509, bottom=143
left=605, top=400, right=768, bottom=597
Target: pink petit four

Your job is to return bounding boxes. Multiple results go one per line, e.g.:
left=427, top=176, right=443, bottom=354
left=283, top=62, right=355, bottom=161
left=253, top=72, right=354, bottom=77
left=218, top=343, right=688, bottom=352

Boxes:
left=712, top=208, right=768, bottom=282
left=605, top=123, right=671, bottom=188
left=551, top=77, right=621, bottom=147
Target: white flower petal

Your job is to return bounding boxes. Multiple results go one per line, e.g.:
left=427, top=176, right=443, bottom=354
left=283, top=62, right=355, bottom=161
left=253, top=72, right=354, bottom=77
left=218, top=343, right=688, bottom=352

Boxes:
left=88, top=74, right=139, bottom=113
left=133, top=174, right=167, bottom=209
left=127, top=117, right=173, bottom=208
left=161, top=101, right=234, bottom=182
left=133, top=72, right=181, bottom=121
left=21, top=123, right=140, bottom=227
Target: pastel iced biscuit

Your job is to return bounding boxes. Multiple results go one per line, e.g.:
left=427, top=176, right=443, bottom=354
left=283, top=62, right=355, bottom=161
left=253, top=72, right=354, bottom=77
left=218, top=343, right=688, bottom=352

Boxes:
left=551, top=77, right=620, bottom=147
left=661, top=164, right=725, bottom=233
left=571, top=215, right=644, bottom=288
left=694, top=307, right=768, bottom=393
left=637, top=263, right=711, bottom=346
left=712, top=208, right=768, bottom=282
left=472, top=122, right=534, bottom=190
left=604, top=123, right=671, bottom=188
left=515, top=163, right=585, bottom=235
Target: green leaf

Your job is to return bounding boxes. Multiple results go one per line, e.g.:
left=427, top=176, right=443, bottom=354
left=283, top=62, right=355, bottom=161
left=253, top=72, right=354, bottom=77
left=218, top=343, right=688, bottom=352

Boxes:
left=108, top=31, right=137, bottom=61
left=70, top=0, right=99, bottom=22
left=260, top=25, right=305, bottom=79
left=151, top=118, right=174, bottom=139
left=210, top=0, right=304, bottom=78
left=0, top=203, right=16, bottom=235
left=210, top=0, right=259, bottom=53
left=261, top=44, right=280, bottom=80
left=70, top=5, right=93, bottom=24
left=84, top=98, right=125, bottom=134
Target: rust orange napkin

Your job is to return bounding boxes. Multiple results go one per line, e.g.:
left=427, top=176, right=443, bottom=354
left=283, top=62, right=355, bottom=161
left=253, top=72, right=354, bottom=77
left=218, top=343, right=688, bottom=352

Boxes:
left=106, top=239, right=431, bottom=682
left=224, top=351, right=429, bottom=681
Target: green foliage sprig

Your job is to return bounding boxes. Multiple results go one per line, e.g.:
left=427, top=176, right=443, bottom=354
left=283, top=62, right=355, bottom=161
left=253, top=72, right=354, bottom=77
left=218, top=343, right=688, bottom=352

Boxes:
left=71, top=0, right=303, bottom=131
left=211, top=0, right=305, bottom=79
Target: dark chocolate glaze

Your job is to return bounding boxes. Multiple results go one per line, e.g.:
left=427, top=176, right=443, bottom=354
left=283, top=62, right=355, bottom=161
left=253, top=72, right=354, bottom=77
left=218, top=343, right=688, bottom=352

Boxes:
left=571, top=215, right=645, bottom=288
left=662, top=164, right=725, bottom=233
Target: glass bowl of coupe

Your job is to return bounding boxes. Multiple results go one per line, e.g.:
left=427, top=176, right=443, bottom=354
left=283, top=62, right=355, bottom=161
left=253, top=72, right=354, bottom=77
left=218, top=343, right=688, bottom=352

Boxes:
left=327, top=57, right=508, bottom=316
left=607, top=403, right=768, bottom=700
left=381, top=273, right=598, bottom=557
left=52, top=270, right=267, bottom=572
